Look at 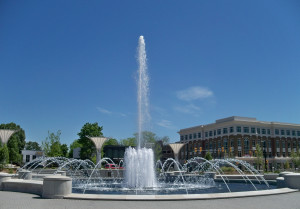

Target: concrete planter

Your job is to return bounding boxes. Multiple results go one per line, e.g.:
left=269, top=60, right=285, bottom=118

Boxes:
left=0, top=173, right=12, bottom=190
left=42, top=175, right=72, bottom=199
left=284, top=173, right=300, bottom=189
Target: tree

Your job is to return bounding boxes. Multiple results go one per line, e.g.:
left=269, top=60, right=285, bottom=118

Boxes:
left=0, top=143, right=9, bottom=164
left=68, top=139, right=82, bottom=158
left=255, top=144, right=263, bottom=170
left=42, top=131, right=63, bottom=157
left=61, top=144, right=69, bottom=157
left=0, top=123, right=26, bottom=161
left=291, top=149, right=300, bottom=169
left=77, top=122, right=103, bottom=160
left=120, top=137, right=137, bottom=146
left=205, top=152, right=213, bottom=161
left=25, top=141, right=41, bottom=151
left=7, top=138, right=21, bottom=164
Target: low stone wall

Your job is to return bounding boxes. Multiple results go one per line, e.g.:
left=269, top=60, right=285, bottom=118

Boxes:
left=2, top=179, right=43, bottom=195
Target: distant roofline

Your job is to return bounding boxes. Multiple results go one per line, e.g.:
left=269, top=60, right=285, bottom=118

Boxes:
left=178, top=116, right=300, bottom=133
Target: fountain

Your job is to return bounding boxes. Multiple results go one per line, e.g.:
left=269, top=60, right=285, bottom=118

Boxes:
left=123, top=35, right=156, bottom=189
left=9, top=35, right=288, bottom=200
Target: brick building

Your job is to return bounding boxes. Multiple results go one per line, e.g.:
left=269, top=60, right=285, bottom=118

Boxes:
left=177, top=116, right=300, bottom=170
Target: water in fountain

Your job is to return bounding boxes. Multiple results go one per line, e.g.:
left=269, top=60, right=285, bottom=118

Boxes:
left=123, top=36, right=156, bottom=189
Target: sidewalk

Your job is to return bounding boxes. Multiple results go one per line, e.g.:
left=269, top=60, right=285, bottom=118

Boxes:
left=0, top=190, right=299, bottom=209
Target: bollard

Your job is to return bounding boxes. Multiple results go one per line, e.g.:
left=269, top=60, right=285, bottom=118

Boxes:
left=42, top=175, right=72, bottom=199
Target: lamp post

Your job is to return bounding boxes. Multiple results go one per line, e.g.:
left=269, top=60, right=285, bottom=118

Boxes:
left=263, top=148, right=267, bottom=172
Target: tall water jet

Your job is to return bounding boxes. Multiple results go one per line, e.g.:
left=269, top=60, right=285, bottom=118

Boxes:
left=124, top=36, right=156, bottom=189
left=137, top=35, right=150, bottom=148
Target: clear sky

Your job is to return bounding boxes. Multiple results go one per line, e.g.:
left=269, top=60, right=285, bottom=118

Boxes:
left=1, top=1, right=300, bottom=146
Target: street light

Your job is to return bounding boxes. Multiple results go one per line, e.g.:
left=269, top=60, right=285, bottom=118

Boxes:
left=263, top=148, right=267, bottom=172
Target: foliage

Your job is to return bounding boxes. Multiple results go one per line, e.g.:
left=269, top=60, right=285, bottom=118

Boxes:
left=42, top=131, right=63, bottom=157
left=0, top=143, right=9, bottom=164
left=284, top=161, right=290, bottom=170
left=291, top=148, right=300, bottom=169
left=68, top=139, right=82, bottom=158
left=120, top=137, right=137, bottom=146
left=254, top=144, right=263, bottom=170
left=77, top=122, right=103, bottom=160
left=221, top=166, right=236, bottom=174
left=0, top=123, right=26, bottom=163
left=61, top=144, right=69, bottom=157
left=25, top=141, right=41, bottom=151
left=7, top=138, right=21, bottom=164
left=204, top=152, right=212, bottom=161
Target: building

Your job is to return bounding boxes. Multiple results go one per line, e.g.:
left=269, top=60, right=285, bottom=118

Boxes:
left=178, top=116, right=300, bottom=170
left=21, top=150, right=44, bottom=163
left=103, top=145, right=132, bottom=164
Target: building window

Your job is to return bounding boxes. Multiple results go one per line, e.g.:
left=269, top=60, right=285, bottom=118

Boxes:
left=32, top=155, right=36, bottom=160
left=275, top=129, right=279, bottom=135
left=217, top=129, right=221, bottom=135
left=193, top=133, right=197, bottom=139
left=189, top=134, right=192, bottom=139
left=286, top=130, right=291, bottom=136
left=252, top=139, right=256, bottom=147
left=267, top=129, right=271, bottom=135
left=237, top=126, right=241, bottom=133
left=251, top=127, right=256, bottom=134
left=268, top=140, right=271, bottom=148
left=293, top=140, right=296, bottom=148
left=230, top=127, right=234, bottom=133
left=297, top=131, right=300, bottom=136
left=288, top=141, right=291, bottom=148
left=277, top=152, right=280, bottom=157
left=198, top=132, right=202, bottom=138
left=281, top=130, right=285, bottom=135
left=205, top=132, right=208, bottom=137
left=223, top=128, right=228, bottom=134
left=276, top=140, right=280, bottom=148
left=26, top=155, right=30, bottom=162
left=282, top=141, right=286, bottom=148
left=292, top=130, right=296, bottom=136
left=209, top=141, right=212, bottom=149
left=243, top=127, right=249, bottom=133
left=224, top=139, right=228, bottom=150
left=230, top=140, right=234, bottom=147
left=180, top=136, right=184, bottom=141
left=209, top=131, right=213, bottom=137
left=257, top=128, right=261, bottom=134
left=262, top=129, right=266, bottom=135
left=238, top=139, right=241, bottom=147
left=214, top=130, right=216, bottom=136
left=244, top=138, right=249, bottom=154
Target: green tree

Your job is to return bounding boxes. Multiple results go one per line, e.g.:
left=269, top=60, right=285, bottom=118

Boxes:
left=120, top=137, right=137, bottom=146
left=68, top=139, right=82, bottom=158
left=42, top=131, right=63, bottom=157
left=0, top=143, right=9, bottom=164
left=61, top=144, right=69, bottom=157
left=255, top=144, right=263, bottom=170
left=0, top=123, right=26, bottom=162
left=25, top=141, right=41, bottom=151
left=284, top=161, right=290, bottom=170
left=291, top=149, right=300, bottom=170
left=7, top=138, right=21, bottom=164
left=205, top=151, right=213, bottom=161
left=77, top=122, right=103, bottom=160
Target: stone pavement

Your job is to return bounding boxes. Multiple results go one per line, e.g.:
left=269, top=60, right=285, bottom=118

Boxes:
left=0, top=191, right=299, bottom=209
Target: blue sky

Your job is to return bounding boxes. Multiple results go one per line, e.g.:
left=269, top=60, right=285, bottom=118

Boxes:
left=1, top=1, right=300, bottom=145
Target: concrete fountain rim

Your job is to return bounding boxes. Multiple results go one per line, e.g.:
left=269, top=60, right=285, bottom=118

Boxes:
left=64, top=188, right=298, bottom=201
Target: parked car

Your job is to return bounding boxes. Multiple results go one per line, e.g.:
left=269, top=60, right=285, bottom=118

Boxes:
left=105, top=164, right=123, bottom=169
